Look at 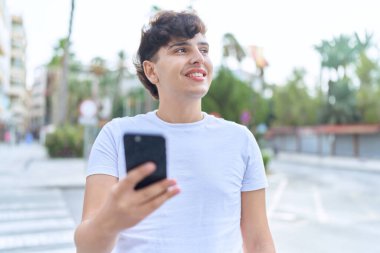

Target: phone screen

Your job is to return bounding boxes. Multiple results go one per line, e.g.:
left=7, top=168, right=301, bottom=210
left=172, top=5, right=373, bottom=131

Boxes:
left=123, top=133, right=167, bottom=190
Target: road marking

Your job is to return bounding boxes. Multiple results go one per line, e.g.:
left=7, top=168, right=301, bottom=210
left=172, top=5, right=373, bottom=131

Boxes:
left=312, top=186, right=329, bottom=223
left=0, top=209, right=69, bottom=221
left=0, top=230, right=74, bottom=250
left=9, top=248, right=76, bottom=253
left=0, top=189, right=77, bottom=251
left=268, top=177, right=288, bottom=217
left=0, top=218, right=75, bottom=234
left=0, top=201, right=66, bottom=210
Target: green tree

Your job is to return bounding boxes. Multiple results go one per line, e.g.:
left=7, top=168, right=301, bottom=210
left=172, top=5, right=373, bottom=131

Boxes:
left=272, top=69, right=318, bottom=126
left=203, top=66, right=268, bottom=127
left=47, top=38, right=91, bottom=124
left=126, top=87, right=150, bottom=116
left=314, top=33, right=369, bottom=124
left=48, top=38, right=67, bottom=67
left=314, top=35, right=358, bottom=79
left=111, top=51, right=128, bottom=118
left=356, top=52, right=377, bottom=88
left=319, top=78, right=359, bottom=124
left=68, top=77, right=92, bottom=123
left=354, top=31, right=374, bottom=57
left=356, top=87, right=380, bottom=123
left=355, top=51, right=380, bottom=123
left=89, top=57, right=108, bottom=118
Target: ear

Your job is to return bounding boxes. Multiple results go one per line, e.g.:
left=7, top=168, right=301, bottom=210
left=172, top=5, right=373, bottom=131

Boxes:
left=143, top=60, right=159, bottom=84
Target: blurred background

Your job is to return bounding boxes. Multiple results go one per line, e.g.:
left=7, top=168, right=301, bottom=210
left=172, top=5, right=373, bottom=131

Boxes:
left=0, top=0, right=379, bottom=252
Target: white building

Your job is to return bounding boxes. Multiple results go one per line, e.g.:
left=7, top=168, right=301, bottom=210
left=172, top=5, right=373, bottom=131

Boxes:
left=8, top=15, right=27, bottom=138
left=0, top=0, right=11, bottom=139
left=30, top=66, right=47, bottom=137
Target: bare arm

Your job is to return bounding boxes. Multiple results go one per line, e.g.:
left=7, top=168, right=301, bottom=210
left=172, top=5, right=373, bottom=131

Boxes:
left=74, top=163, right=180, bottom=253
left=241, top=189, right=276, bottom=253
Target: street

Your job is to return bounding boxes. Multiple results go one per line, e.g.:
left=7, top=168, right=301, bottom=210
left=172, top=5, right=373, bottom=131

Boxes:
left=268, top=159, right=380, bottom=253
left=0, top=188, right=77, bottom=252
left=0, top=144, right=379, bottom=252
left=0, top=144, right=84, bottom=252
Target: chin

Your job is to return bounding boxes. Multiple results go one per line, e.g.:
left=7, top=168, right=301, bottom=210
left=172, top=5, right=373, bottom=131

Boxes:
left=189, top=88, right=209, bottom=99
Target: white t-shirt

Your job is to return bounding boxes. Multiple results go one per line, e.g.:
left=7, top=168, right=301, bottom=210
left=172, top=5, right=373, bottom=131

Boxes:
left=87, top=111, right=268, bottom=253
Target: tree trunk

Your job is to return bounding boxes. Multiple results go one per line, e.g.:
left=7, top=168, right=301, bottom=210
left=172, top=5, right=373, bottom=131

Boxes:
left=58, top=0, right=75, bottom=124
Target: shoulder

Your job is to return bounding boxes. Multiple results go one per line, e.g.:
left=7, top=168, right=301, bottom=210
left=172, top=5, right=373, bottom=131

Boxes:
left=103, top=112, right=154, bottom=132
left=97, top=116, right=137, bottom=142
left=205, top=113, right=253, bottom=138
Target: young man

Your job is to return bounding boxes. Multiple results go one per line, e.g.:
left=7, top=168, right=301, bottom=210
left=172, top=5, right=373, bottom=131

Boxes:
left=75, top=10, right=275, bottom=253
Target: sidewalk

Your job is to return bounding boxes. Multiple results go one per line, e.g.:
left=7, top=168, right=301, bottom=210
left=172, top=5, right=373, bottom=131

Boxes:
left=272, top=151, right=380, bottom=173
left=3, top=142, right=379, bottom=190
left=19, top=151, right=380, bottom=189
left=20, top=158, right=87, bottom=188
left=0, top=143, right=87, bottom=189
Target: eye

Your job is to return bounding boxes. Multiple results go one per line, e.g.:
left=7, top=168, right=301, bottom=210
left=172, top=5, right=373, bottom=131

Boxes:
left=175, top=48, right=186, bottom=54
left=200, top=47, right=209, bottom=55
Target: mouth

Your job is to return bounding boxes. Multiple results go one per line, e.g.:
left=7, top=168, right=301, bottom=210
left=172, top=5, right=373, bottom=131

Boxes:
left=185, top=68, right=207, bottom=79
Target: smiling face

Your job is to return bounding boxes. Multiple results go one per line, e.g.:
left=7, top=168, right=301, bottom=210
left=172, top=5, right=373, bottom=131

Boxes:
left=143, top=33, right=213, bottom=102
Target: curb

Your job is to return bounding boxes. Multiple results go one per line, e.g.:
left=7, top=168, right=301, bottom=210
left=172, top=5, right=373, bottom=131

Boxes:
left=273, top=152, right=380, bottom=173
left=19, top=158, right=87, bottom=188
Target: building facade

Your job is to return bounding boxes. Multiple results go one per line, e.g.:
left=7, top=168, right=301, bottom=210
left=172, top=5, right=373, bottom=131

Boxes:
left=0, top=0, right=11, bottom=140
left=30, top=66, right=48, bottom=138
left=8, top=15, right=27, bottom=139
left=266, top=124, right=380, bottom=159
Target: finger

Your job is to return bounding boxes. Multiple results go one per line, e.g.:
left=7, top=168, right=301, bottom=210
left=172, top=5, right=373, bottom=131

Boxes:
left=118, top=162, right=156, bottom=193
left=135, top=179, right=177, bottom=204
left=139, top=186, right=181, bottom=217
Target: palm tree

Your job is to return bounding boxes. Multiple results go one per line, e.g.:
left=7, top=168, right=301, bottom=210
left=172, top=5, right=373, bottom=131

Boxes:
left=314, top=34, right=363, bottom=124
left=314, top=34, right=360, bottom=81
left=58, top=0, right=75, bottom=124
left=354, top=31, right=373, bottom=53
left=111, top=51, right=128, bottom=117
left=334, top=35, right=357, bottom=78
left=115, top=51, right=127, bottom=92
left=221, top=33, right=246, bottom=67
left=48, top=39, right=66, bottom=67
left=314, top=34, right=358, bottom=106
left=354, top=31, right=374, bottom=88
left=89, top=57, right=107, bottom=106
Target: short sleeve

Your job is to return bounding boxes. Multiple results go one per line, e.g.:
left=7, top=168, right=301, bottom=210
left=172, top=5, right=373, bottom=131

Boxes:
left=86, top=120, right=120, bottom=178
left=241, top=128, right=268, bottom=192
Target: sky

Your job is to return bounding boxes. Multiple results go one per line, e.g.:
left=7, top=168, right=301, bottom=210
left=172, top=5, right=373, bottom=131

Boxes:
left=8, top=0, right=380, bottom=89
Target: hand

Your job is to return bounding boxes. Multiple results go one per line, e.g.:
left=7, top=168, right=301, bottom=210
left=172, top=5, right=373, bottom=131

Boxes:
left=96, top=162, right=180, bottom=232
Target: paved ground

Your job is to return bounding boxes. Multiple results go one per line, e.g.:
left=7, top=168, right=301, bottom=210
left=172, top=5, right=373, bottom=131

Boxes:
left=1, top=143, right=380, bottom=252
left=0, top=143, right=86, bottom=252
left=267, top=158, right=380, bottom=253
left=0, top=189, right=77, bottom=253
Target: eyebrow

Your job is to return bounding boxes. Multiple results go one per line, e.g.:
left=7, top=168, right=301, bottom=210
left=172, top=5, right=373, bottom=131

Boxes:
left=167, top=41, right=209, bottom=49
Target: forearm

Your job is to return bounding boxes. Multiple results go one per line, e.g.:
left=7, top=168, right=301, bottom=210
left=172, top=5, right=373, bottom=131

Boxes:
left=241, top=190, right=276, bottom=253
left=74, top=215, right=119, bottom=253
left=243, top=241, right=276, bottom=253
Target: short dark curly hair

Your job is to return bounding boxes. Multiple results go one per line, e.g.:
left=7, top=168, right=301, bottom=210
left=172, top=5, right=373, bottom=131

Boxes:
left=134, top=10, right=207, bottom=99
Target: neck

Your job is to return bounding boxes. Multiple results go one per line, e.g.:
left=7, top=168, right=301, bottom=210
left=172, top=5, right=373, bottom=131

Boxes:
left=157, top=99, right=203, bottom=123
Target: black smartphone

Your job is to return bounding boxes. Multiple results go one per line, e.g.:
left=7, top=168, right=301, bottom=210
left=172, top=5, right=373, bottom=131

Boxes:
left=123, top=133, right=167, bottom=190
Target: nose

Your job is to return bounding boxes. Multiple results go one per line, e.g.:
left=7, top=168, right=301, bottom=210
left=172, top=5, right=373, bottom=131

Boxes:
left=190, top=48, right=205, bottom=65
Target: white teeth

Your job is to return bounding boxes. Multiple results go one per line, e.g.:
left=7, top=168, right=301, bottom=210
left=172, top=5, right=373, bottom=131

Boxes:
left=189, top=72, right=204, bottom=77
